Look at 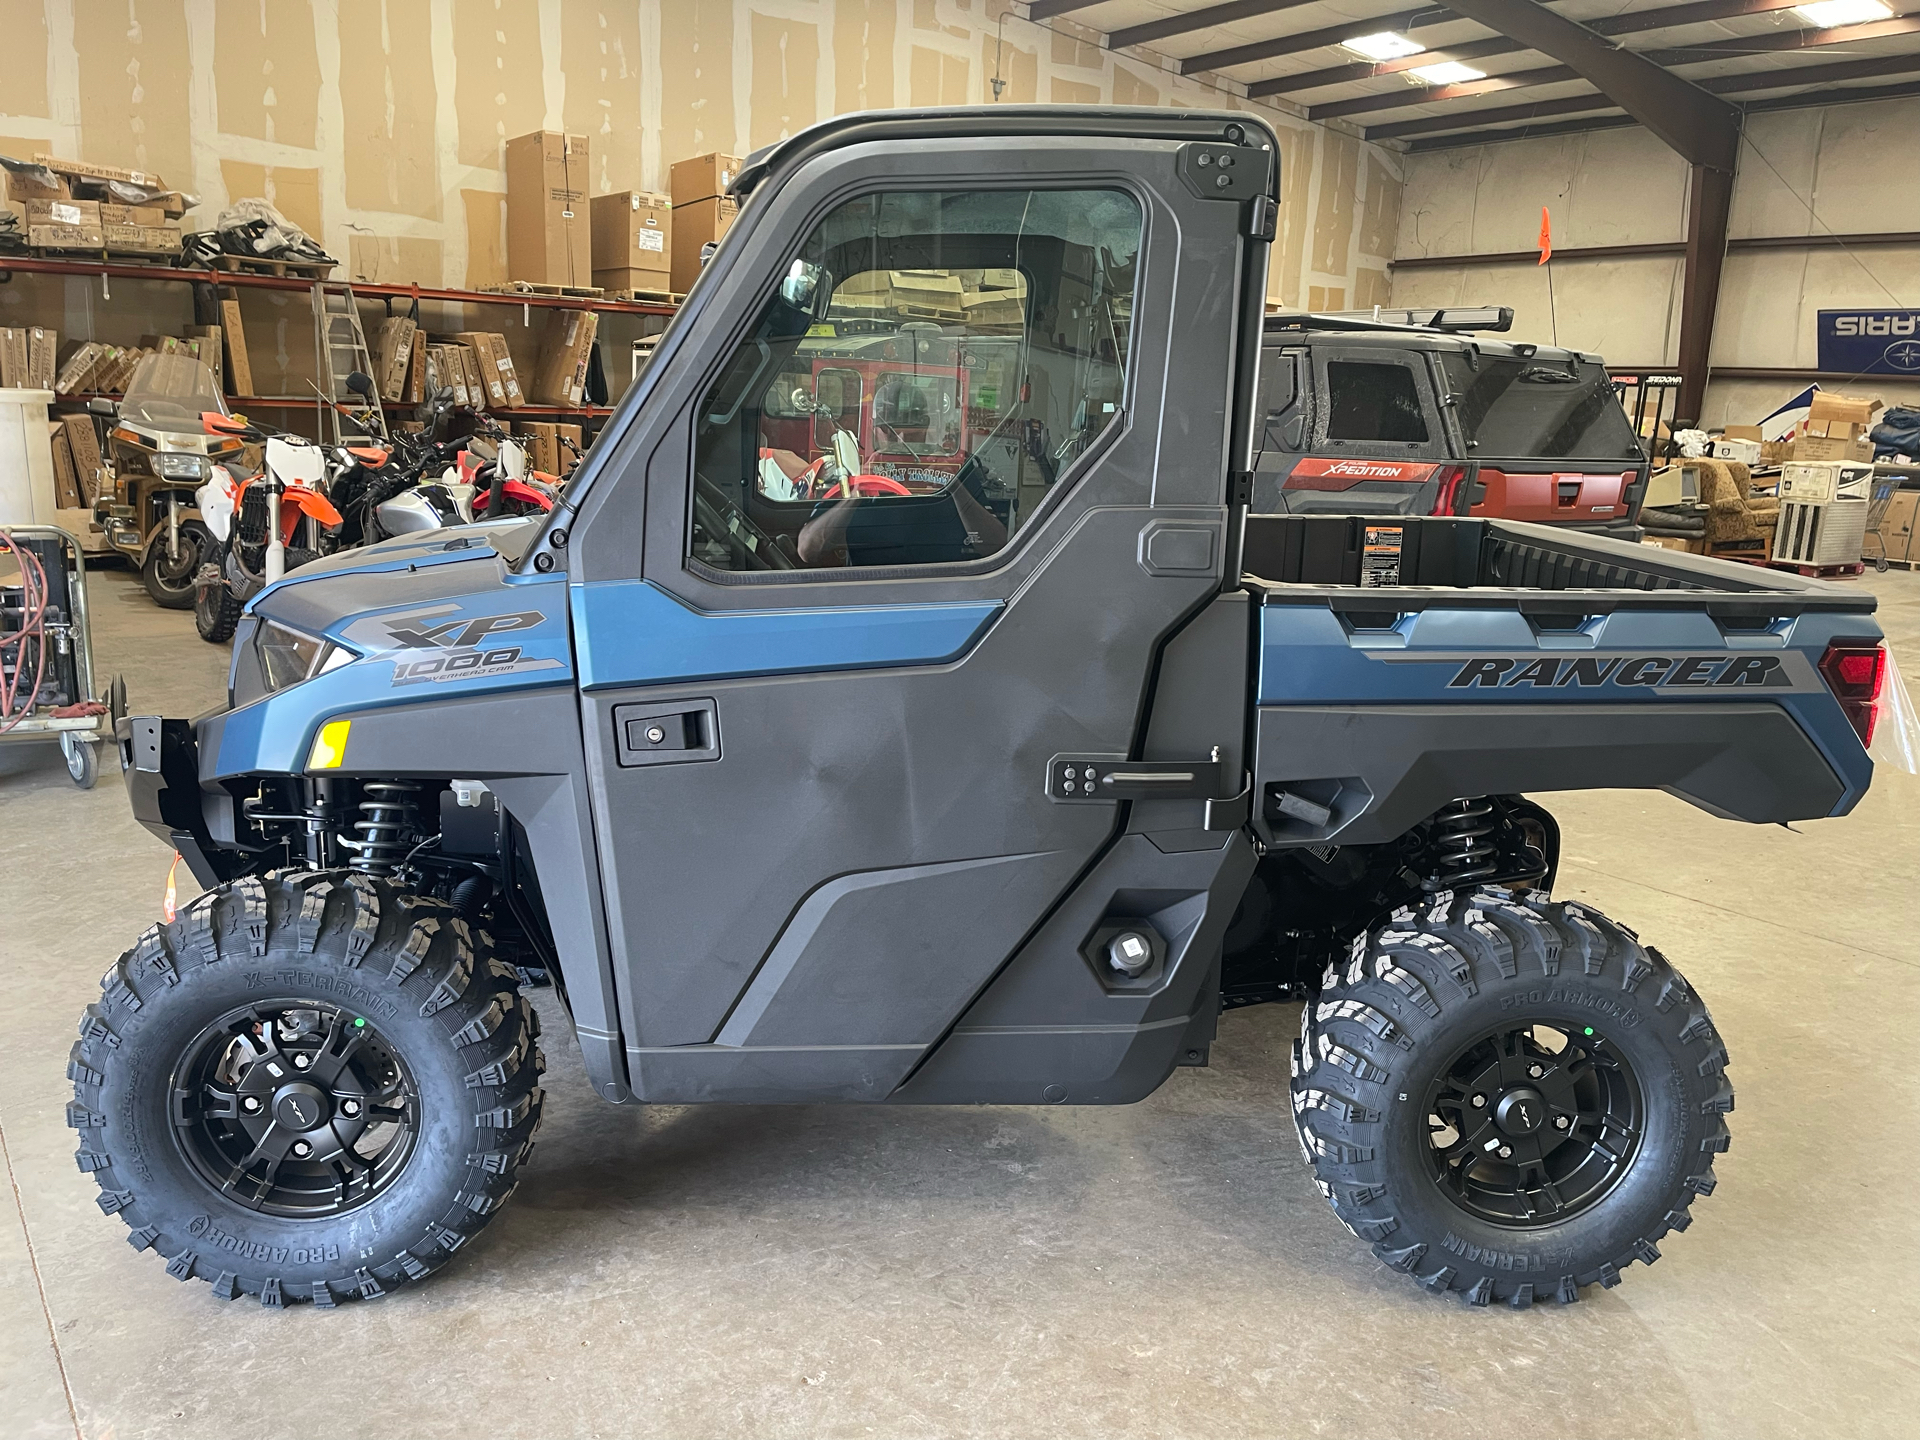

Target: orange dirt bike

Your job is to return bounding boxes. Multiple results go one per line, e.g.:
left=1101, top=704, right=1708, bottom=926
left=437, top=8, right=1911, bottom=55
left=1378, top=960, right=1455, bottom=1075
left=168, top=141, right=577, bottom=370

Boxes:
left=193, top=414, right=354, bottom=643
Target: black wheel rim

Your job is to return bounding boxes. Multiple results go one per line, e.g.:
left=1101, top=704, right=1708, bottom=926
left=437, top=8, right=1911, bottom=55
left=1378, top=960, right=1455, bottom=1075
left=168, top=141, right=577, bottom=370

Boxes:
left=170, top=1000, right=420, bottom=1219
left=1421, top=1021, right=1643, bottom=1228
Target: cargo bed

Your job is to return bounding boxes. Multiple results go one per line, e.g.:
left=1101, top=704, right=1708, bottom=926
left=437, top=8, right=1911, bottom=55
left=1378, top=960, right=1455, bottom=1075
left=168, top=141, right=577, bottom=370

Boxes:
left=1242, top=515, right=1878, bottom=847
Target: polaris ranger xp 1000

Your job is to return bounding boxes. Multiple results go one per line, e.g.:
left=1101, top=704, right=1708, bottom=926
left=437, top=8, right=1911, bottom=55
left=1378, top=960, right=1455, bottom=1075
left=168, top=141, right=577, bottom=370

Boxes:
left=76, top=108, right=1893, bottom=1311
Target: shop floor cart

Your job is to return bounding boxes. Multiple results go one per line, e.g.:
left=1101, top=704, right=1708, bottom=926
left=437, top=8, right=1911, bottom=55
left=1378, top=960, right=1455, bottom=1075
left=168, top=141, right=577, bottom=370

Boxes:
left=1, top=525, right=114, bottom=788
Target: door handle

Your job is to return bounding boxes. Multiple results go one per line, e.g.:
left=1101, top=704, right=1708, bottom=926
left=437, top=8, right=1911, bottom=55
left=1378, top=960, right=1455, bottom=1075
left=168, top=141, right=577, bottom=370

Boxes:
left=612, top=698, right=720, bottom=768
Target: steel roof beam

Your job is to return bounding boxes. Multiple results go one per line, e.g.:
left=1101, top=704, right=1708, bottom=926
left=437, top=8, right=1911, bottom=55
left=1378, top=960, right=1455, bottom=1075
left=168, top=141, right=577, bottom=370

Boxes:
left=1251, top=0, right=1859, bottom=95
left=1309, top=63, right=1577, bottom=119
left=1180, top=8, right=1449, bottom=72
left=1024, top=0, right=1111, bottom=19
left=1249, top=35, right=1523, bottom=94
left=1104, top=0, right=1329, bottom=51
left=1430, top=0, right=1740, bottom=168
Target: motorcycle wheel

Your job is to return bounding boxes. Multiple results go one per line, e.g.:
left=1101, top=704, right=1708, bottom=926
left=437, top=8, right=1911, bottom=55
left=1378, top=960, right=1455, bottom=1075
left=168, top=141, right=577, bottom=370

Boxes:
left=194, top=563, right=244, bottom=643
left=141, top=524, right=209, bottom=610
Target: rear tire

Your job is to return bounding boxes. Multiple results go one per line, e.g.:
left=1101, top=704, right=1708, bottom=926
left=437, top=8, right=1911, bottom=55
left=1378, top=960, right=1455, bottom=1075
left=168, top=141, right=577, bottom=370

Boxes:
left=67, top=872, right=544, bottom=1307
left=1291, top=887, right=1730, bottom=1307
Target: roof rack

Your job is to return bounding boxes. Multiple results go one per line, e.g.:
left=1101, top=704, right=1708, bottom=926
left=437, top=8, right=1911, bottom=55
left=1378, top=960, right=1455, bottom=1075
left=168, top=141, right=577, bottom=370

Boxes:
left=1265, top=305, right=1515, bottom=335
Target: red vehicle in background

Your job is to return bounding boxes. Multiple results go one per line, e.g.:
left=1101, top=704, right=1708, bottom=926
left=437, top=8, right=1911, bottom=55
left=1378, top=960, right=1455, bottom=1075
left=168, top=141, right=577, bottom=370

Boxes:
left=1252, top=306, right=1651, bottom=541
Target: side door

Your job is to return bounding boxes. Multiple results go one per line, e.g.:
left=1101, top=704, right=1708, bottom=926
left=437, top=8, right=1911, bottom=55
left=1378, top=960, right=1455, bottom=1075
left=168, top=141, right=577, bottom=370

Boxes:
left=1259, top=341, right=1455, bottom=516
left=563, top=119, right=1272, bottom=1102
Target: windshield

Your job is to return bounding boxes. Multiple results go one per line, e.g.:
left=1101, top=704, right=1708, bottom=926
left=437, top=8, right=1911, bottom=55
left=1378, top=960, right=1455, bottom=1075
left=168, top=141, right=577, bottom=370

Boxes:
left=1439, top=353, right=1641, bottom=461
left=121, top=353, right=229, bottom=431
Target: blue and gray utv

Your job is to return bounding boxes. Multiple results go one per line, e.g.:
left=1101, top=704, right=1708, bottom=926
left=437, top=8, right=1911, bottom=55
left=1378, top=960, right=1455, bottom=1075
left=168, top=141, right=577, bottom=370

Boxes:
left=72, top=108, right=1892, bottom=1311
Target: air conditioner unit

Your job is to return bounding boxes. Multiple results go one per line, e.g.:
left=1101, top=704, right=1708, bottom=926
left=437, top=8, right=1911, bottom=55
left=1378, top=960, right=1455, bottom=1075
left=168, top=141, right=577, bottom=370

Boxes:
left=1775, top=496, right=1868, bottom=567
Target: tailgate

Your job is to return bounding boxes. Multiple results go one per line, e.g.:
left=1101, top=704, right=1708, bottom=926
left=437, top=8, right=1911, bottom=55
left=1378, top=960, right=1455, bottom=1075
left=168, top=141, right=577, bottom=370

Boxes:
left=1469, top=466, right=1639, bottom=527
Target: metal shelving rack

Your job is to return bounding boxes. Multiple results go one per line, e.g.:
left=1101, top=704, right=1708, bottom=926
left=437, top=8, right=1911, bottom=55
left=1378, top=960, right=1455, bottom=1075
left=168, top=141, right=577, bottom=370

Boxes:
left=0, top=253, right=669, bottom=428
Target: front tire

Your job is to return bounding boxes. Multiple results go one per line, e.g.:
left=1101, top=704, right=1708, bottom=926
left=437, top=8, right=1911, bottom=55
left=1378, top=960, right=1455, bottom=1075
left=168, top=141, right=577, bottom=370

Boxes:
left=1291, top=888, right=1730, bottom=1307
left=67, top=872, right=544, bottom=1307
left=140, top=523, right=208, bottom=609
left=194, top=556, right=243, bottom=642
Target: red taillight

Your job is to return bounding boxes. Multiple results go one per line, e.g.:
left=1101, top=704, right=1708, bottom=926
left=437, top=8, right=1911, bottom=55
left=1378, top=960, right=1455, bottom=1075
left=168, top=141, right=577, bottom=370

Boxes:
left=1819, top=641, right=1887, bottom=747
left=1431, top=464, right=1470, bottom=516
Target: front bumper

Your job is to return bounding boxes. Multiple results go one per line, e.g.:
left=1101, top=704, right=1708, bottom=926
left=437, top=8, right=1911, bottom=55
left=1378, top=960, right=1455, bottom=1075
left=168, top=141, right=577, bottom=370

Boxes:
left=120, top=714, right=232, bottom=888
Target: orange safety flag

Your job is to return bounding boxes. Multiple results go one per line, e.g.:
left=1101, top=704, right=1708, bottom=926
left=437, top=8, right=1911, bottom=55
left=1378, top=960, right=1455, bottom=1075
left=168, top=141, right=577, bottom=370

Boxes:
left=162, top=852, right=180, bottom=923
left=1538, top=206, right=1552, bottom=266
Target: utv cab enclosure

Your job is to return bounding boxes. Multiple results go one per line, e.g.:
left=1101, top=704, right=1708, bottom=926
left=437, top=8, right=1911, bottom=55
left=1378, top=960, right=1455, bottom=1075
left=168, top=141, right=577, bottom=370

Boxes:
left=1256, top=308, right=1651, bottom=540
left=80, top=108, right=1890, bottom=1317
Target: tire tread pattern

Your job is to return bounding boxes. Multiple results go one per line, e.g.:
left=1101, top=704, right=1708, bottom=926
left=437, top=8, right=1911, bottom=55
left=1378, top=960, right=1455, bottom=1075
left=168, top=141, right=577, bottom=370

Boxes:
left=67, top=872, right=545, bottom=1308
left=1291, top=887, right=1731, bottom=1307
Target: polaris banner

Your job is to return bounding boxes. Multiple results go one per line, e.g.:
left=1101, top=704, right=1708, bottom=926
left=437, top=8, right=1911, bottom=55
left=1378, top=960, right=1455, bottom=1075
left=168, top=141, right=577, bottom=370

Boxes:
left=1816, top=309, right=1920, bottom=375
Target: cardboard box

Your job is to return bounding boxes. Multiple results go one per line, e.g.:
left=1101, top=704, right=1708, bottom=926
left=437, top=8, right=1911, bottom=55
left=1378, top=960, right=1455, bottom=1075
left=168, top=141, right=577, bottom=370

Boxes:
left=30, top=221, right=105, bottom=249
left=479, top=332, right=524, bottom=408
left=219, top=299, right=254, bottom=397
left=27, top=327, right=56, bottom=389
left=35, top=154, right=164, bottom=187
left=504, top=131, right=591, bottom=288
left=531, top=309, right=598, bottom=407
left=184, top=324, right=223, bottom=393
left=61, top=414, right=105, bottom=504
left=1871, top=488, right=1920, bottom=562
left=25, top=197, right=100, bottom=228
left=2, top=165, right=67, bottom=202
left=1721, top=424, right=1763, bottom=443
left=590, top=191, right=672, bottom=280
left=1808, top=392, right=1881, bottom=427
left=54, top=340, right=106, bottom=394
left=104, top=222, right=181, bottom=254
left=427, top=345, right=469, bottom=407
left=49, top=425, right=81, bottom=509
left=374, top=316, right=418, bottom=401
left=455, top=333, right=508, bottom=407
left=1710, top=437, right=1762, bottom=465
left=670, top=195, right=738, bottom=294
left=669, top=153, right=742, bottom=206
left=1785, top=434, right=1873, bottom=463
left=522, top=421, right=559, bottom=476
left=1643, top=535, right=1701, bottom=553
left=99, top=203, right=167, bottom=226
left=557, top=423, right=584, bottom=475
left=0, top=329, right=26, bottom=388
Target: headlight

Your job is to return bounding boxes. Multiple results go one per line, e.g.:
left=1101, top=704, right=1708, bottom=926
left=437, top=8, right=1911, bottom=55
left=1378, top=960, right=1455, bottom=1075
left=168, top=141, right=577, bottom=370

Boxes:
left=152, top=452, right=211, bottom=480
left=256, top=622, right=353, bottom=692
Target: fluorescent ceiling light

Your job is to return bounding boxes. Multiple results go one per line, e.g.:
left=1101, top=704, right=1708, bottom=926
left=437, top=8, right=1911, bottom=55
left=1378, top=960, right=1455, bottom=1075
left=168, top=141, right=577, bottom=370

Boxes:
left=1791, top=0, right=1891, bottom=23
left=1411, top=60, right=1487, bottom=84
left=1342, top=31, right=1427, bottom=60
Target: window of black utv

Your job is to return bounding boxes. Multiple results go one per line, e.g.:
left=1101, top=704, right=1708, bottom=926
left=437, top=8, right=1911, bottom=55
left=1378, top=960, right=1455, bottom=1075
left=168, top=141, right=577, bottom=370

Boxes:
left=1440, top=353, right=1641, bottom=461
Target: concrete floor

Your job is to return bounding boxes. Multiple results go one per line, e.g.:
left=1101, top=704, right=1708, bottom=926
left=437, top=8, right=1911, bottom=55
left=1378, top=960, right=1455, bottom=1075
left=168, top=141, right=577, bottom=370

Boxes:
left=2, top=563, right=1916, bottom=1440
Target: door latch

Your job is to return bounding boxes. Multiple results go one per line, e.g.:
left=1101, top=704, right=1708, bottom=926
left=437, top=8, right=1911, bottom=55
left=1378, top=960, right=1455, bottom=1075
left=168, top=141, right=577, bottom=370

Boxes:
left=1048, top=747, right=1233, bottom=801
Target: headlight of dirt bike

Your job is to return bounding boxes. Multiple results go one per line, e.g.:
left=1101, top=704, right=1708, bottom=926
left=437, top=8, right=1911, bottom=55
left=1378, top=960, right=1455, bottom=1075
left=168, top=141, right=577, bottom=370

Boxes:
left=152, top=453, right=211, bottom=480
left=256, top=621, right=352, bottom=693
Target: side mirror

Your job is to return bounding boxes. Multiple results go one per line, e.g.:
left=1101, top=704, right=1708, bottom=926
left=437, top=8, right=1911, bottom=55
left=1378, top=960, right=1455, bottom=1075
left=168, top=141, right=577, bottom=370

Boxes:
left=202, top=411, right=248, bottom=435
left=88, top=397, right=116, bottom=417
left=346, top=371, right=375, bottom=400
left=778, top=260, right=834, bottom=321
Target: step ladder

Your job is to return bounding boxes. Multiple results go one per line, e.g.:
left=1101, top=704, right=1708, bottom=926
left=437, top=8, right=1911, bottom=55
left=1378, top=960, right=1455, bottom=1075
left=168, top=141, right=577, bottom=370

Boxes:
left=309, top=282, right=388, bottom=443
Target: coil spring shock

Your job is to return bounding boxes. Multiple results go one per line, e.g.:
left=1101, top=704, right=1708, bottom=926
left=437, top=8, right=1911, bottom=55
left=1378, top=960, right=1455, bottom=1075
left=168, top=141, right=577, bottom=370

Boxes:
left=340, top=781, right=422, bottom=875
left=1422, top=796, right=1499, bottom=891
